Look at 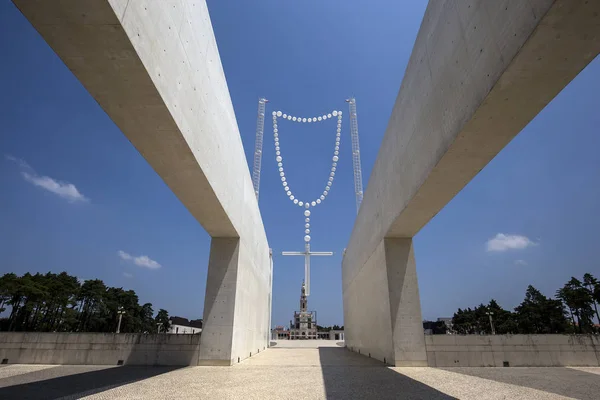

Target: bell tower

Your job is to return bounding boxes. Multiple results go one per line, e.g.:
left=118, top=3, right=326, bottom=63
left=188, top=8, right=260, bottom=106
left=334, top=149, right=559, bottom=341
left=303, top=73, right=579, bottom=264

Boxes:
left=300, top=281, right=307, bottom=312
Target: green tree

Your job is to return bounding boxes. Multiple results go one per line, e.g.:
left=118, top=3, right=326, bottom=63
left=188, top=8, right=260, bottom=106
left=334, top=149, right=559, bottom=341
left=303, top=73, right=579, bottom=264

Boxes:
left=583, top=273, right=600, bottom=324
left=155, top=309, right=170, bottom=333
left=556, top=277, right=594, bottom=333
left=514, top=285, right=568, bottom=334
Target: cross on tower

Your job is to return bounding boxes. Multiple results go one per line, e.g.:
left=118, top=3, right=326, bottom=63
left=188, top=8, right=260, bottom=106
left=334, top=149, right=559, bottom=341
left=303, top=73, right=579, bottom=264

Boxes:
left=282, top=243, right=333, bottom=296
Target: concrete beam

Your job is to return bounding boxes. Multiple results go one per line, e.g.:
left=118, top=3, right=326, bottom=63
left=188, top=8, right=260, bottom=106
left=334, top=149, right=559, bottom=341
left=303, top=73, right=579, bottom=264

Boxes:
left=12, top=0, right=270, bottom=365
left=344, top=0, right=600, bottom=365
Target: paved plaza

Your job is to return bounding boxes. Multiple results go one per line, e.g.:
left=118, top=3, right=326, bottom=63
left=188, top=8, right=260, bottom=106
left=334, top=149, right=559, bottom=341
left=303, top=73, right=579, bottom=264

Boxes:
left=0, top=341, right=598, bottom=399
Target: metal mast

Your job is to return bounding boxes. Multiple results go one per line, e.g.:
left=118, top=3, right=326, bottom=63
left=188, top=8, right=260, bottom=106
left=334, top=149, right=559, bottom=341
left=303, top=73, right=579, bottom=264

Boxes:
left=252, top=98, right=268, bottom=200
left=346, top=97, right=364, bottom=213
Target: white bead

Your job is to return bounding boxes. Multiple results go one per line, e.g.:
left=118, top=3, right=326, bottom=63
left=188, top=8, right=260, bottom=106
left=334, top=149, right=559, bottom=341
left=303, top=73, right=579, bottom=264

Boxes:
left=278, top=162, right=282, bottom=167
left=318, top=116, right=322, bottom=121
left=277, top=111, right=282, bottom=117
left=281, top=177, right=286, bottom=182
left=279, top=167, right=283, bottom=172
left=329, top=177, right=333, bottom=182
left=327, top=113, right=332, bottom=118
left=304, top=235, right=311, bottom=242
left=275, top=142, right=279, bottom=147
left=302, top=118, right=307, bottom=123
left=332, top=111, right=338, bottom=117
left=294, top=199, right=298, bottom=204
left=279, top=172, right=284, bottom=177
left=323, top=114, right=327, bottom=119
left=334, top=151, right=338, bottom=155
left=335, top=146, right=339, bottom=150
left=274, top=128, right=278, bottom=133
left=276, top=146, right=280, bottom=151
left=272, top=111, right=276, bottom=116
left=292, top=116, right=297, bottom=121
left=323, top=191, right=328, bottom=196
left=338, top=111, right=343, bottom=115
left=311, top=201, right=316, bottom=207
left=287, top=115, right=292, bottom=120
left=282, top=181, right=287, bottom=186
left=320, top=195, right=325, bottom=200
left=290, top=195, right=295, bottom=200
left=283, top=113, right=287, bottom=118
left=276, top=151, right=280, bottom=156
left=276, top=156, right=282, bottom=162
left=287, top=191, right=291, bottom=196
left=332, top=167, right=336, bottom=171
left=316, top=199, right=321, bottom=204
left=305, top=217, right=310, bottom=222
left=330, top=172, right=335, bottom=177
left=333, top=156, right=339, bottom=162
left=299, top=201, right=303, bottom=206
left=284, top=186, right=289, bottom=191
left=333, top=162, right=337, bottom=167
left=327, top=182, right=332, bottom=186
left=304, top=210, right=311, bottom=217
left=305, top=223, right=310, bottom=228
left=305, top=229, right=310, bottom=234
left=337, top=129, right=341, bottom=133
left=305, top=203, right=310, bottom=208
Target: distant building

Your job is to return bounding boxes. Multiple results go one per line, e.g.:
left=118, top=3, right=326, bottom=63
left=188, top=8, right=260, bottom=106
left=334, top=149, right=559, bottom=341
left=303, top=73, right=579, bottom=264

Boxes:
left=437, top=317, right=453, bottom=333
left=289, top=281, right=317, bottom=339
left=168, top=316, right=202, bottom=334
left=271, top=281, right=344, bottom=340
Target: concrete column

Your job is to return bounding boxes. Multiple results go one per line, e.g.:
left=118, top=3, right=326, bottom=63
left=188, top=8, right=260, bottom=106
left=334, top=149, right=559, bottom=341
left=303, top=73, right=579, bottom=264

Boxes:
left=384, top=238, right=427, bottom=367
left=199, top=238, right=241, bottom=366
left=343, top=237, right=426, bottom=366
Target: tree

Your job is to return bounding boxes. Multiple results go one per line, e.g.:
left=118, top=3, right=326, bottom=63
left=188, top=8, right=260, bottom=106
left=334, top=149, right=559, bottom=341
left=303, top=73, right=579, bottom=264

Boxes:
left=583, top=273, right=600, bottom=324
left=155, top=309, right=170, bottom=333
left=514, top=285, right=568, bottom=334
left=557, top=277, right=594, bottom=333
left=0, top=272, right=165, bottom=334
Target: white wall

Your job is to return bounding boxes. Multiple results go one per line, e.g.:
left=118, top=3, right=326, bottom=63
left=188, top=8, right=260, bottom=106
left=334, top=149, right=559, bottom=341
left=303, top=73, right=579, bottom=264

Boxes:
left=426, top=335, right=600, bottom=367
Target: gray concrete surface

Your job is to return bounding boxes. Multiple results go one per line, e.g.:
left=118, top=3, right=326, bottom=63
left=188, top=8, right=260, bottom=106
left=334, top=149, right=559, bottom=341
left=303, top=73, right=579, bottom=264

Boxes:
left=426, top=334, right=600, bottom=367
left=0, top=332, right=201, bottom=366
left=1, top=347, right=599, bottom=399
left=343, top=0, right=600, bottom=367
left=11, top=0, right=271, bottom=365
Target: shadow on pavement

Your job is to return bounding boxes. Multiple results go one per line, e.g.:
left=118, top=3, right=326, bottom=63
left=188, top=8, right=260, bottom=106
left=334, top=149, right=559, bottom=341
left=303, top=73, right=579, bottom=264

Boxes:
left=319, top=347, right=456, bottom=399
left=440, top=366, right=600, bottom=400
left=0, top=365, right=183, bottom=400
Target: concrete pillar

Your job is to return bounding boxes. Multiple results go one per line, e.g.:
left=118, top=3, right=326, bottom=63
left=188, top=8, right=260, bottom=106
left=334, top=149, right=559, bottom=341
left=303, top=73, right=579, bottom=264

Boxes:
left=384, top=238, right=426, bottom=366
left=343, top=237, right=426, bottom=366
left=199, top=238, right=241, bottom=366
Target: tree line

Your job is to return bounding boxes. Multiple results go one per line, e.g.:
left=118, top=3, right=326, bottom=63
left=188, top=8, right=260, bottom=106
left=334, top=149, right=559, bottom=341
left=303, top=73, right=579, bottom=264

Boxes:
left=441, top=273, right=600, bottom=335
left=0, top=272, right=172, bottom=333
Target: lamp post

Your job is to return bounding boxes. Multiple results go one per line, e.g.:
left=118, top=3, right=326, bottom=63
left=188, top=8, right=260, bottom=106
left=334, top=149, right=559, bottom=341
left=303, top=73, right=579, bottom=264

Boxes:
left=116, top=306, right=126, bottom=333
left=485, top=311, right=496, bottom=335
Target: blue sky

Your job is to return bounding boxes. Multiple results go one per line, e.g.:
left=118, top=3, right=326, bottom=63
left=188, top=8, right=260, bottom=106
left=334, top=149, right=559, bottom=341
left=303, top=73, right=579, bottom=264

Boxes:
left=1, top=0, right=599, bottom=327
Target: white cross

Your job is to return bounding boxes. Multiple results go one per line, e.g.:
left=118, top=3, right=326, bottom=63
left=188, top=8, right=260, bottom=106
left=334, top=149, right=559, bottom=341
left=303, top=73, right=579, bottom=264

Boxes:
left=282, top=243, right=333, bottom=296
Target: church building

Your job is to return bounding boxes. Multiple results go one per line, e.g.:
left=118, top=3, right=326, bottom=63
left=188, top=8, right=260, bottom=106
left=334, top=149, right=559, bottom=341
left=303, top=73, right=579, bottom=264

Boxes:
left=289, top=281, right=317, bottom=339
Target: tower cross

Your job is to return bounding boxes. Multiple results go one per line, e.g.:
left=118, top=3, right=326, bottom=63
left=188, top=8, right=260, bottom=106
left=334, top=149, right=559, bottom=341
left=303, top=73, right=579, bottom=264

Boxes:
left=282, top=243, right=333, bottom=296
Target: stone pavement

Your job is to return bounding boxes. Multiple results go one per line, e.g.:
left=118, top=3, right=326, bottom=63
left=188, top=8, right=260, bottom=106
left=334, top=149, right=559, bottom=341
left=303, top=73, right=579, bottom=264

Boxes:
left=0, top=341, right=598, bottom=399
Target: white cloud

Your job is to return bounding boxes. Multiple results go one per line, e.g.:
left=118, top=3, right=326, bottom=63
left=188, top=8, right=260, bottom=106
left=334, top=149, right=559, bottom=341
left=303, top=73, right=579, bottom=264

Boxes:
left=486, top=233, right=536, bottom=252
left=6, top=154, right=88, bottom=203
left=118, top=251, right=162, bottom=270
left=123, top=272, right=133, bottom=278
left=514, top=259, right=528, bottom=266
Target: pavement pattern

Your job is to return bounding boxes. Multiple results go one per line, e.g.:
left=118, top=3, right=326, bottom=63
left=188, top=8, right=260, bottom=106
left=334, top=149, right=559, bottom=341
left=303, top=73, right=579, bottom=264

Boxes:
left=0, top=340, right=598, bottom=399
